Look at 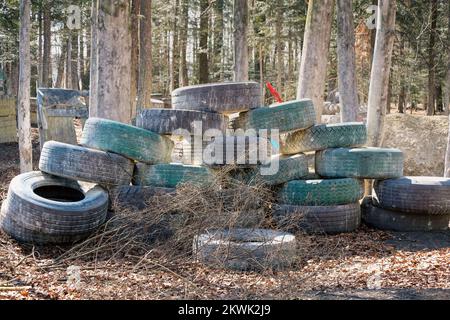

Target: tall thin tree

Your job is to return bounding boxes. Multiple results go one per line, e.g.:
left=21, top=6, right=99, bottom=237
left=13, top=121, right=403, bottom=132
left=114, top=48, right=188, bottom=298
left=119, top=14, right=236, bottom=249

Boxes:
left=137, top=0, right=152, bottom=110
left=366, top=0, right=397, bottom=146
left=17, top=0, right=32, bottom=172
left=337, top=0, right=359, bottom=122
left=233, top=0, right=249, bottom=81
left=198, top=0, right=209, bottom=83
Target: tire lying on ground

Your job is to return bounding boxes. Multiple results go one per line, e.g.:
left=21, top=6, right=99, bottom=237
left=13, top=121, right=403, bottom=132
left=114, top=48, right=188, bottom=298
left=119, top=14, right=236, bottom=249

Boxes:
left=133, top=163, right=215, bottom=188
left=273, top=203, right=361, bottom=234
left=280, top=122, right=367, bottom=154
left=203, top=136, right=272, bottom=167
left=39, top=141, right=134, bottom=186
left=0, top=171, right=108, bottom=244
left=278, top=178, right=363, bottom=206
left=235, top=99, right=316, bottom=134
left=230, top=154, right=309, bottom=186
left=172, top=82, right=261, bottom=114
left=81, top=117, right=173, bottom=164
left=193, top=228, right=296, bottom=271
left=315, top=147, right=404, bottom=179
left=361, top=196, right=450, bottom=232
left=136, top=109, right=228, bottom=135
left=374, top=176, right=450, bottom=215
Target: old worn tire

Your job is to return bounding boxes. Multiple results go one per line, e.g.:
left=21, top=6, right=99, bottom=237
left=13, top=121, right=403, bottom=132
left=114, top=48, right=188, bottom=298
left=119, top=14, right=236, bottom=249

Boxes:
left=0, top=171, right=108, bottom=244
left=193, top=228, right=296, bottom=271
left=374, top=177, right=450, bottom=215
left=109, top=185, right=176, bottom=211
left=280, top=122, right=367, bottom=154
left=39, top=141, right=134, bottom=186
left=133, top=163, right=215, bottom=188
left=278, top=178, right=363, bottom=206
left=240, top=99, right=316, bottom=134
left=172, top=82, right=261, bottom=114
left=231, top=154, right=309, bottom=186
left=136, top=109, right=228, bottom=135
left=81, top=117, right=173, bottom=164
left=203, top=136, right=272, bottom=167
left=273, top=203, right=361, bottom=234
left=315, top=147, right=404, bottom=179
left=361, top=197, right=449, bottom=231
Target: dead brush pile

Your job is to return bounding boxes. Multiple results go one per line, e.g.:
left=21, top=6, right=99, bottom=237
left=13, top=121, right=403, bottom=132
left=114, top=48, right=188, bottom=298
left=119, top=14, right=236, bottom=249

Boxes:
left=47, top=166, right=280, bottom=269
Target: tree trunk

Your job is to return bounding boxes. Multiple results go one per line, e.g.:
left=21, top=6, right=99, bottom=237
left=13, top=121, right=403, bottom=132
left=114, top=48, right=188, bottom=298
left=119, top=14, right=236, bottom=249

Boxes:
left=170, top=0, right=180, bottom=91
left=337, top=0, right=359, bottom=122
left=366, top=0, right=397, bottom=147
left=179, top=0, right=189, bottom=86
left=297, top=0, right=335, bottom=123
left=214, top=0, right=224, bottom=81
left=89, top=0, right=98, bottom=115
left=65, top=37, right=72, bottom=89
left=275, top=3, right=283, bottom=94
left=42, top=1, right=51, bottom=87
left=444, top=0, right=450, bottom=176
left=130, top=0, right=140, bottom=118
left=137, top=0, right=152, bottom=111
left=198, top=0, right=209, bottom=83
left=427, top=0, right=438, bottom=116
left=71, top=32, right=80, bottom=90
left=37, top=7, right=42, bottom=87
left=18, top=0, right=32, bottom=173
left=95, top=0, right=132, bottom=123
left=233, top=0, right=249, bottom=82
left=444, top=1, right=450, bottom=115
left=55, top=43, right=66, bottom=88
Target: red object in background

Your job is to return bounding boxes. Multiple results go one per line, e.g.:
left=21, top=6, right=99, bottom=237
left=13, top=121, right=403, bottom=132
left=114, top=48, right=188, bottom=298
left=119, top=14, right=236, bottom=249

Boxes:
left=266, top=82, right=283, bottom=103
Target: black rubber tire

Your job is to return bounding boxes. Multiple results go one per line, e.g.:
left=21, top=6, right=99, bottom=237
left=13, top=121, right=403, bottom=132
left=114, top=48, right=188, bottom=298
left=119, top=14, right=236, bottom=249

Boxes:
left=280, top=122, right=367, bottom=154
left=277, top=178, right=364, bottom=206
left=243, top=99, right=316, bottom=134
left=39, top=141, right=134, bottom=186
left=133, top=163, right=215, bottom=188
left=373, top=177, right=450, bottom=215
left=81, top=117, right=173, bottom=164
left=230, top=154, right=309, bottom=186
left=203, top=136, right=272, bottom=167
left=272, top=203, right=361, bottom=234
left=136, top=109, right=228, bottom=135
left=193, top=228, right=296, bottom=271
left=315, top=147, right=404, bottom=179
left=172, top=82, right=261, bottom=114
left=0, top=171, right=108, bottom=244
left=109, top=185, right=176, bottom=211
left=361, top=197, right=450, bottom=232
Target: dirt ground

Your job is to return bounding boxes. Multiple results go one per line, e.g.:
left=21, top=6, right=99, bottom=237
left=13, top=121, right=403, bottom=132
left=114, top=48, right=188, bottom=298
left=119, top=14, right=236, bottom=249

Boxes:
left=0, top=126, right=449, bottom=300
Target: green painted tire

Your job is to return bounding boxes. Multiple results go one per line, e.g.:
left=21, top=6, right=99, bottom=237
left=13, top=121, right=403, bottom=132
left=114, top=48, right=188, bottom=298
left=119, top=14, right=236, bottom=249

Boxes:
left=315, top=147, right=404, bottom=179
left=280, top=122, right=367, bottom=154
left=81, top=117, right=173, bottom=164
left=278, top=178, right=364, bottom=206
left=231, top=154, right=309, bottom=186
left=236, top=99, right=316, bottom=134
left=133, top=163, right=215, bottom=188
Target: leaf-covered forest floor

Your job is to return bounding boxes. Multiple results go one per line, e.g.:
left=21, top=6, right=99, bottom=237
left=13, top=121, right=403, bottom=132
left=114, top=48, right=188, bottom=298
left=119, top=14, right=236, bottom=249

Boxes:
left=0, top=123, right=449, bottom=300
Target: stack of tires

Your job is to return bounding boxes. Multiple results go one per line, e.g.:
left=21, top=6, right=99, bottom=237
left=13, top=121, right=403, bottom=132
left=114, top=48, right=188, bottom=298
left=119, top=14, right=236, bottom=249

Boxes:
left=0, top=117, right=175, bottom=244
left=362, top=177, right=450, bottom=231
left=250, top=111, right=404, bottom=234
left=134, top=82, right=266, bottom=191
left=164, top=83, right=297, bottom=270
